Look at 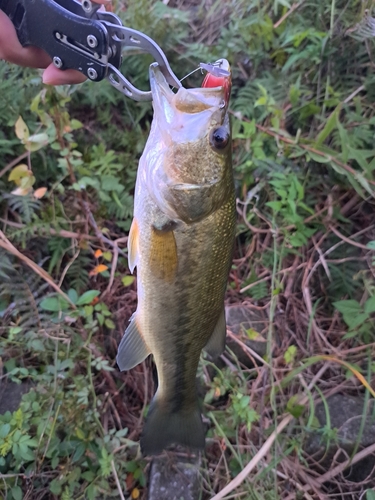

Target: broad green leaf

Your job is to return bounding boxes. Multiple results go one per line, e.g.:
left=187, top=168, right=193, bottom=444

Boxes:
left=19, top=175, right=35, bottom=189
left=0, top=423, right=10, bottom=438
left=104, top=318, right=115, bottom=329
left=18, top=443, right=34, bottom=461
left=70, top=119, right=83, bottom=130
left=122, top=276, right=135, bottom=287
left=364, top=296, right=375, bottom=314
left=240, top=395, right=250, bottom=408
left=11, top=486, right=23, bottom=500
left=366, top=490, right=375, bottom=500
left=266, top=201, right=282, bottom=211
left=40, top=296, right=70, bottom=312
left=84, top=305, right=94, bottom=317
left=333, top=300, right=362, bottom=315
left=82, top=471, right=95, bottom=481
left=68, top=288, right=78, bottom=304
left=367, top=241, right=375, bottom=250
left=15, top=116, right=29, bottom=141
left=76, top=290, right=100, bottom=306
left=9, top=326, right=22, bottom=336
left=30, top=339, right=45, bottom=351
left=8, top=164, right=29, bottom=183
left=345, top=312, right=369, bottom=329
left=26, top=133, right=49, bottom=152
left=50, top=479, right=63, bottom=496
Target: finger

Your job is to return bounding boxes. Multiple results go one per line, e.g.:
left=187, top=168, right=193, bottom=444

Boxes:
left=42, top=64, right=87, bottom=85
left=0, top=11, right=51, bottom=68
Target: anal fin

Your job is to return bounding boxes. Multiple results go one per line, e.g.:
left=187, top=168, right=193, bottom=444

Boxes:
left=204, top=308, right=226, bottom=359
left=116, top=314, right=151, bottom=371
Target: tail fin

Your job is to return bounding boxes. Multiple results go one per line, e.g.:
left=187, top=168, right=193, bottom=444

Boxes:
left=140, top=396, right=205, bottom=456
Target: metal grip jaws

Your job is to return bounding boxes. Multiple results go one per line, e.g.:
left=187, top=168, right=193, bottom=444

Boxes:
left=0, top=0, right=121, bottom=81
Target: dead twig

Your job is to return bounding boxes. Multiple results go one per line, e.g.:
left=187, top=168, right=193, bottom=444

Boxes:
left=111, top=460, right=126, bottom=500
left=102, top=237, right=128, bottom=297
left=0, top=230, right=76, bottom=308
left=273, top=1, right=304, bottom=29
left=329, top=224, right=372, bottom=250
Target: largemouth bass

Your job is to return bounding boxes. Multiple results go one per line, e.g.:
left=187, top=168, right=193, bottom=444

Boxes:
left=117, top=59, right=235, bottom=455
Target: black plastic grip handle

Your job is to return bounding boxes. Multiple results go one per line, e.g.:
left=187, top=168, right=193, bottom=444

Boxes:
left=0, top=0, right=110, bottom=81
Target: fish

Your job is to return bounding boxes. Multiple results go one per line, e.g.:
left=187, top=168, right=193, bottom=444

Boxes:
left=116, top=59, right=235, bottom=455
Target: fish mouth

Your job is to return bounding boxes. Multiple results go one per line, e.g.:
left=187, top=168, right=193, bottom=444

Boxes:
left=201, top=59, right=231, bottom=106
left=150, top=61, right=230, bottom=112
left=149, top=60, right=231, bottom=142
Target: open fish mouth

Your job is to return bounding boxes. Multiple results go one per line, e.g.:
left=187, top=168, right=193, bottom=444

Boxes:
left=149, top=60, right=231, bottom=144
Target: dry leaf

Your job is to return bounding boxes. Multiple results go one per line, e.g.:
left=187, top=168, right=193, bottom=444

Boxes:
left=11, top=186, right=32, bottom=196
left=89, top=264, right=108, bottom=276
left=94, top=249, right=103, bottom=258
left=34, top=187, right=47, bottom=199
left=131, top=488, right=140, bottom=499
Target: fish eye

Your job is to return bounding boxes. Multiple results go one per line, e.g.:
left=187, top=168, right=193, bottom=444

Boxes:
left=210, top=126, right=229, bottom=150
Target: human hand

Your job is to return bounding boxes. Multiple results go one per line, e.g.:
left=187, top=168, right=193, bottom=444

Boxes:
left=0, top=0, right=110, bottom=85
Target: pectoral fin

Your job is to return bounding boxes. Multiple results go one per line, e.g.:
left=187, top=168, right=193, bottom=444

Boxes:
left=116, top=314, right=151, bottom=371
left=128, top=218, right=139, bottom=273
left=204, top=308, right=227, bottom=359
left=149, top=226, right=178, bottom=283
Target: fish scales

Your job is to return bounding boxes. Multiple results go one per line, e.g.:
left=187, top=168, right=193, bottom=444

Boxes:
left=117, top=59, right=235, bottom=455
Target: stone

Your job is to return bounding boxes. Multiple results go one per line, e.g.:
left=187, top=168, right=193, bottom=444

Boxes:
left=225, top=305, right=268, bottom=366
left=0, top=381, right=31, bottom=415
left=147, top=451, right=201, bottom=500
left=304, top=394, right=375, bottom=483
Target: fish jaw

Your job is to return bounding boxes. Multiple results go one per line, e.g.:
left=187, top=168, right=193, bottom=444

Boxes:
left=150, top=62, right=227, bottom=144
left=136, top=62, right=232, bottom=224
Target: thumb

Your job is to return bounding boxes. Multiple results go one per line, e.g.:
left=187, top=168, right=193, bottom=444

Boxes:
left=42, top=64, right=87, bottom=85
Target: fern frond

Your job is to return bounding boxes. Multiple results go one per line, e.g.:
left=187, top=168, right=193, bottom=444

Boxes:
left=0, top=250, right=46, bottom=331
left=65, top=253, right=91, bottom=294
left=3, top=194, right=41, bottom=224
left=347, top=12, right=375, bottom=41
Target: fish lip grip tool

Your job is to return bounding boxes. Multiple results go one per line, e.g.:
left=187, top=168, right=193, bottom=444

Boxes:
left=0, top=0, right=181, bottom=101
